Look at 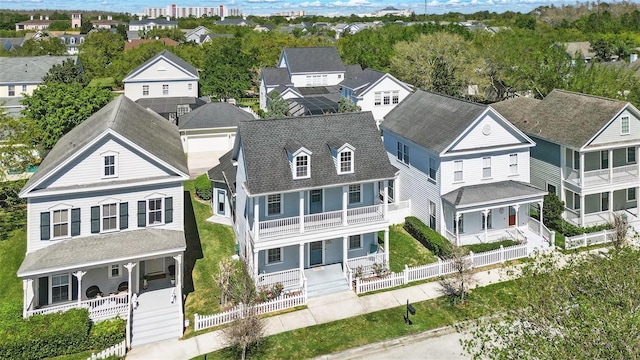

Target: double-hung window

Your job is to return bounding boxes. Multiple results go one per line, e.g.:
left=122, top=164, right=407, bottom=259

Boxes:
left=142, top=85, right=149, bottom=96
left=348, top=235, right=362, bottom=250
left=397, top=142, right=409, bottom=165
left=148, top=198, right=162, bottom=224
left=454, top=160, right=463, bottom=182
left=267, top=248, right=282, bottom=264
left=52, top=209, right=69, bottom=238
left=383, top=92, right=391, bottom=105
left=374, top=92, right=382, bottom=106
left=428, top=157, right=436, bottom=181
left=348, top=184, right=361, bottom=204
left=392, top=91, right=399, bottom=104
left=482, top=157, right=491, bottom=179
left=628, top=188, right=637, bottom=202
left=8, top=85, right=15, bottom=96
left=104, top=155, right=116, bottom=177
left=628, top=147, right=636, bottom=164
left=109, top=264, right=121, bottom=278
left=295, top=155, right=309, bottom=179
left=267, top=194, right=282, bottom=216
left=509, top=154, right=518, bottom=174
left=102, top=203, right=118, bottom=231
left=21, top=85, right=27, bottom=93
left=51, top=274, right=70, bottom=303
left=429, top=201, right=436, bottom=229
left=339, top=150, right=353, bottom=174
left=162, top=84, right=169, bottom=95
left=621, top=116, right=630, bottom=135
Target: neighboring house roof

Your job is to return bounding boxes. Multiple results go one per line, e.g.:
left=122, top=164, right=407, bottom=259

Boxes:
left=261, top=67, right=292, bottom=87
left=442, top=180, right=546, bottom=209
left=21, top=95, right=189, bottom=195
left=287, top=96, right=340, bottom=116
left=492, top=89, right=628, bottom=149
left=123, top=49, right=198, bottom=81
left=129, top=18, right=178, bottom=27
left=124, top=38, right=178, bottom=51
left=0, top=37, right=24, bottom=51
left=178, top=102, right=255, bottom=130
left=281, top=47, right=346, bottom=74
left=0, top=97, right=23, bottom=119
left=382, top=90, right=488, bottom=153
left=236, top=111, right=397, bottom=195
left=17, top=228, right=185, bottom=277
left=341, top=68, right=387, bottom=95
left=136, top=96, right=206, bottom=115
left=207, top=150, right=237, bottom=194
left=215, top=18, right=253, bottom=26
left=0, top=55, right=78, bottom=84
left=489, top=97, right=540, bottom=129
left=127, top=30, right=140, bottom=40
left=345, top=64, right=363, bottom=78
left=563, top=41, right=595, bottom=59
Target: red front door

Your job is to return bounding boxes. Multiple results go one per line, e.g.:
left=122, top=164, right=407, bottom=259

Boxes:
left=508, top=206, right=516, bottom=226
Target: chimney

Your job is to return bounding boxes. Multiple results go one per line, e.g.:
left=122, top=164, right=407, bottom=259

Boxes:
left=631, top=53, right=638, bottom=63
left=45, top=15, right=49, bottom=20
left=30, top=15, right=34, bottom=20
left=108, top=15, right=112, bottom=20
left=40, top=15, right=43, bottom=20
left=98, top=15, right=102, bottom=20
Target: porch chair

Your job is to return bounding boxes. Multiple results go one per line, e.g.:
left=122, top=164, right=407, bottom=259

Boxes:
left=85, top=285, right=102, bottom=299
left=368, top=243, right=379, bottom=255
left=117, top=282, right=128, bottom=293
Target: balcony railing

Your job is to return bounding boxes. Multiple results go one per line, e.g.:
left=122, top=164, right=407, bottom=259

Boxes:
left=255, top=204, right=385, bottom=239
left=565, top=164, right=639, bottom=188
left=26, top=293, right=129, bottom=321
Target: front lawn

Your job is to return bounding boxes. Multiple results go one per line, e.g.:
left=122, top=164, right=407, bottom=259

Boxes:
left=183, top=180, right=236, bottom=337
left=0, top=208, right=27, bottom=305
left=380, top=224, right=438, bottom=273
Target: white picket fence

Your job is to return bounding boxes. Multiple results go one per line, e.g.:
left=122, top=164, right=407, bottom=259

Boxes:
left=193, top=291, right=306, bottom=332
left=355, top=244, right=528, bottom=294
left=86, top=340, right=126, bottom=360
left=565, top=229, right=615, bottom=250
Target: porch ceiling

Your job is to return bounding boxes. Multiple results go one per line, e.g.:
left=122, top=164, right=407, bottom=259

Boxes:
left=442, top=180, right=546, bottom=210
left=17, top=228, right=185, bottom=277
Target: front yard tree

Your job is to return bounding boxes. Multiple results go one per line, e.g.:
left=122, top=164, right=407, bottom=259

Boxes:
left=337, top=97, right=361, bottom=113
left=265, top=91, right=289, bottom=119
left=42, top=58, right=89, bottom=86
left=439, top=245, right=475, bottom=304
left=463, top=249, right=640, bottom=359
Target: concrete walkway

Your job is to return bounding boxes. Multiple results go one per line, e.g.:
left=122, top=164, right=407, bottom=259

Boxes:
left=126, top=263, right=515, bottom=359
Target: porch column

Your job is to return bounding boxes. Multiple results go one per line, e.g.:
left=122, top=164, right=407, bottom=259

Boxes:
left=383, top=229, right=389, bottom=264
left=299, top=191, right=305, bottom=233
left=579, top=152, right=584, bottom=186
left=342, top=185, right=348, bottom=226
left=342, top=235, right=348, bottom=275
left=513, top=205, right=520, bottom=241
left=253, top=250, right=259, bottom=278
left=253, top=197, right=259, bottom=241
left=539, top=201, right=544, bottom=236
left=579, top=194, right=585, bottom=227
left=299, top=243, right=304, bottom=273
left=123, top=263, right=136, bottom=350
left=483, top=209, right=489, bottom=242
left=455, top=212, right=460, bottom=247
left=609, top=149, right=613, bottom=184
left=22, top=279, right=33, bottom=318
left=383, top=180, right=389, bottom=220
left=72, top=270, right=86, bottom=305
left=608, top=190, right=614, bottom=222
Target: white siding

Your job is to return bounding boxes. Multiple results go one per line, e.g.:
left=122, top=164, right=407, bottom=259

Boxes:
left=235, top=147, right=249, bottom=254
left=358, top=77, right=411, bottom=122
left=289, top=72, right=344, bottom=88
left=26, top=182, right=184, bottom=253
left=39, top=136, right=176, bottom=189
left=0, top=83, right=39, bottom=97
left=126, top=58, right=196, bottom=82
left=125, top=80, right=198, bottom=101
left=449, top=112, right=524, bottom=152
left=589, top=108, right=640, bottom=147
left=530, top=157, right=561, bottom=194
left=181, top=129, right=236, bottom=153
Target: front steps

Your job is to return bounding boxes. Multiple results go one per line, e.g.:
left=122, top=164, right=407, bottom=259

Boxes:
left=131, top=288, right=183, bottom=348
left=305, top=264, right=351, bottom=298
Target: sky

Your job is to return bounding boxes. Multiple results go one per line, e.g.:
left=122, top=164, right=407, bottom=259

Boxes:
left=0, top=0, right=632, bottom=17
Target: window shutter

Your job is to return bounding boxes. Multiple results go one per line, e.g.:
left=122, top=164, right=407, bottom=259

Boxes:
left=38, top=277, right=48, bottom=306
left=120, top=202, right=128, bottom=230
left=165, top=197, right=173, bottom=224
left=71, top=275, right=78, bottom=301
left=91, top=206, right=100, bottom=234
left=138, top=201, right=146, bottom=227
left=40, top=212, right=50, bottom=240
left=71, top=208, right=81, bottom=236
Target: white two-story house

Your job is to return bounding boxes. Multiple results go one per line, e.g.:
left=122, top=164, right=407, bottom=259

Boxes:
left=382, top=90, right=549, bottom=247
left=17, top=96, right=190, bottom=347
left=340, top=68, right=412, bottom=126
left=493, top=89, right=640, bottom=227
left=224, top=112, right=406, bottom=293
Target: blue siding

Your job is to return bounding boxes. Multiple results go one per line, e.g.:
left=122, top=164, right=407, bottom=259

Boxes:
left=259, top=245, right=299, bottom=273
left=530, top=136, right=561, bottom=167
left=324, top=187, right=342, bottom=212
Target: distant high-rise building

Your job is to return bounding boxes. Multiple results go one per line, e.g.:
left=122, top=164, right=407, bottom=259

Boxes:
left=144, top=5, right=242, bottom=19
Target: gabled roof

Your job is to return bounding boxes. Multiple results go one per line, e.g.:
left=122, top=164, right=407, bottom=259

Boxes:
left=0, top=55, right=78, bottom=84
left=341, top=68, right=386, bottom=92
left=382, top=90, right=488, bottom=153
left=129, top=18, right=177, bottom=26
left=281, top=47, right=346, bottom=74
left=124, top=38, right=178, bottom=51
left=236, top=112, right=396, bottom=195
left=261, top=67, right=292, bottom=87
left=21, top=96, right=188, bottom=196
left=136, top=96, right=206, bottom=115
left=563, top=41, right=595, bottom=59
left=492, top=90, right=629, bottom=149
left=123, top=50, right=198, bottom=82
left=178, top=102, right=255, bottom=130
left=208, top=150, right=237, bottom=194
left=345, top=64, right=363, bottom=78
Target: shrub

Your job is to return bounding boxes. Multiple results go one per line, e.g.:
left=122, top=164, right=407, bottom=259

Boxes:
left=404, top=216, right=453, bottom=257
left=89, top=317, right=126, bottom=350
left=194, top=173, right=212, bottom=201
left=462, top=239, right=520, bottom=253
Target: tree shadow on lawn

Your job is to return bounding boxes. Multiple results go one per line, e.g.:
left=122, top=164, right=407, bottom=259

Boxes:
left=183, top=191, right=203, bottom=296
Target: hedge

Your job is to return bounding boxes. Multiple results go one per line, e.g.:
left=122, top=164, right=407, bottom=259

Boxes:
left=0, top=303, right=125, bottom=360
left=194, top=173, right=212, bottom=201
left=404, top=216, right=453, bottom=257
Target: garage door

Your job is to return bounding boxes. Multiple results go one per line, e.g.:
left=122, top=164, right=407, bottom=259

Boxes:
left=186, top=133, right=232, bottom=153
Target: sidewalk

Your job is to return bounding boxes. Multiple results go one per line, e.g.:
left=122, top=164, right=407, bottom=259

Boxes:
left=126, top=263, right=514, bottom=359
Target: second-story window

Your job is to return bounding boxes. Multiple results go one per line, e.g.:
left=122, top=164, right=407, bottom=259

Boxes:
left=148, top=198, right=163, bottom=224
left=339, top=150, right=353, bottom=174
left=509, top=154, right=518, bottom=174
left=454, top=160, right=463, bottom=182
left=628, top=147, right=636, bottom=164
left=8, top=85, right=15, bottom=96
left=104, top=155, right=116, bottom=177
left=162, top=84, right=169, bottom=95
left=22, top=85, right=27, bottom=93
left=102, top=203, right=117, bottom=231
left=348, top=184, right=361, bottom=204
left=188, top=83, right=193, bottom=92
left=52, top=209, right=69, bottom=238
left=392, top=91, right=399, bottom=104
left=482, top=157, right=491, bottom=179
left=621, top=116, right=630, bottom=135
left=267, top=194, right=282, bottom=216
left=295, top=155, right=309, bottom=179
left=374, top=92, right=381, bottom=106
left=142, top=85, right=149, bottom=96
left=429, top=157, right=436, bottom=181
left=397, top=142, right=409, bottom=165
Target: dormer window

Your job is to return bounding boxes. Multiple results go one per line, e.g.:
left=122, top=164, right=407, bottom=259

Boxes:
left=330, top=141, right=355, bottom=175
left=339, top=150, right=353, bottom=174
left=102, top=152, right=118, bottom=178
left=294, top=154, right=310, bottom=179
left=286, top=142, right=312, bottom=180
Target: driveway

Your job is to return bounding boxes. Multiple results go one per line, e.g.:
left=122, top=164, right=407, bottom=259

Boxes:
left=187, top=150, right=227, bottom=178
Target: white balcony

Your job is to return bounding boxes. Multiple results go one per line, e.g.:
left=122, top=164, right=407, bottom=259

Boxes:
left=565, top=164, right=639, bottom=188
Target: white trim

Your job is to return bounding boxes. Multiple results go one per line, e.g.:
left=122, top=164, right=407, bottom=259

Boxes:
left=307, top=189, right=324, bottom=214
left=265, top=247, right=283, bottom=265
left=348, top=234, right=362, bottom=250
left=348, top=184, right=362, bottom=205
left=265, top=193, right=284, bottom=217
left=338, top=149, right=354, bottom=174
left=122, top=55, right=199, bottom=82
left=49, top=273, right=71, bottom=304
left=146, top=197, right=164, bottom=226
left=308, top=240, right=324, bottom=266
left=621, top=116, right=630, bottom=135
left=357, top=73, right=412, bottom=97
left=293, top=154, right=311, bottom=179
left=627, top=188, right=636, bottom=202
left=51, top=208, right=71, bottom=239
left=108, top=264, right=122, bottom=279
left=101, top=202, right=119, bottom=232
left=23, top=178, right=185, bottom=199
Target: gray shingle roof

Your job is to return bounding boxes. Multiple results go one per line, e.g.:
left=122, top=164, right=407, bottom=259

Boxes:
left=22, top=95, right=188, bottom=194
left=207, top=150, right=236, bottom=194
left=281, top=47, right=346, bottom=74
left=341, top=68, right=386, bottom=95
left=492, top=90, right=628, bottom=148
left=345, top=64, right=363, bottom=78
left=17, top=228, right=185, bottom=276
left=178, top=102, right=255, bottom=130
left=261, top=67, right=292, bottom=87
left=238, top=112, right=397, bottom=195
left=489, top=97, right=540, bottom=128
left=124, top=50, right=198, bottom=81
left=0, top=55, right=77, bottom=84
left=442, top=180, right=546, bottom=209
left=381, top=90, right=487, bottom=153
left=136, top=96, right=206, bottom=115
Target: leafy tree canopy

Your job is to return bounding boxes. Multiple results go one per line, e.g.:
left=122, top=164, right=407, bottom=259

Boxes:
left=42, top=58, right=90, bottom=86
left=337, top=97, right=361, bottom=113
left=265, top=91, right=289, bottom=119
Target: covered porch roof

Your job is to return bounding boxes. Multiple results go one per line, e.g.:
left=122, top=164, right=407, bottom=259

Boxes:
left=442, top=180, right=546, bottom=211
left=18, top=228, right=185, bottom=277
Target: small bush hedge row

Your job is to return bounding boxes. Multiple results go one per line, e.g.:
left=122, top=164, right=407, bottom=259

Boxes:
left=559, top=219, right=612, bottom=237
left=194, top=174, right=212, bottom=201
left=0, top=302, right=125, bottom=360
left=404, top=216, right=453, bottom=257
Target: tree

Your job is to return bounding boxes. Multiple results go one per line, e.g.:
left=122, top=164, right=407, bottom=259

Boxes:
left=0, top=109, right=38, bottom=180
left=265, top=91, right=289, bottom=119
left=439, top=246, right=475, bottom=304
left=200, top=38, right=252, bottom=100
left=542, top=192, right=564, bottom=231
left=463, top=249, right=640, bottom=359
left=611, top=212, right=630, bottom=249
left=590, top=38, right=615, bottom=61
left=42, top=58, right=89, bottom=86
left=337, top=97, right=361, bottom=113
left=48, top=20, right=70, bottom=31
left=78, top=30, right=125, bottom=78
left=14, top=38, right=66, bottom=56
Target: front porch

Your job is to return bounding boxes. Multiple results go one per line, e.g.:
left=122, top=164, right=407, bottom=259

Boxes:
left=564, top=187, right=639, bottom=227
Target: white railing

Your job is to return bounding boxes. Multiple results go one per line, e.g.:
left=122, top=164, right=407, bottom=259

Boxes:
left=445, top=230, right=456, bottom=242
left=87, top=340, right=126, bottom=360
left=304, top=210, right=343, bottom=231
left=527, top=218, right=555, bottom=243
left=354, top=244, right=529, bottom=294
left=347, top=204, right=384, bottom=225
left=613, top=164, right=638, bottom=178
left=193, top=291, right=306, bottom=332
left=568, top=164, right=639, bottom=188
left=26, top=293, right=129, bottom=321
left=346, top=252, right=385, bottom=278
left=259, top=217, right=299, bottom=237
left=565, top=209, right=580, bottom=225
left=565, top=229, right=615, bottom=250
left=257, top=268, right=303, bottom=290
left=582, top=168, right=610, bottom=187
left=388, top=200, right=410, bottom=212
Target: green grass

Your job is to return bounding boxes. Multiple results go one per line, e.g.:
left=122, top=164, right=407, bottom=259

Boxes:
left=46, top=350, right=119, bottom=360
left=0, top=209, right=27, bottom=305
left=555, top=232, right=566, bottom=249
left=183, top=180, right=236, bottom=337
left=192, top=279, right=520, bottom=360
left=462, top=239, right=520, bottom=254
left=87, top=77, right=115, bottom=88
left=380, top=225, right=438, bottom=273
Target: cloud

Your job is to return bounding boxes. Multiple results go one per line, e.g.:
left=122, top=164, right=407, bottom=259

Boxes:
left=328, top=0, right=370, bottom=7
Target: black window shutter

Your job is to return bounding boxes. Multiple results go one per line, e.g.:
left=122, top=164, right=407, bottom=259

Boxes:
left=71, top=275, right=78, bottom=301
left=38, top=277, right=48, bottom=306
left=165, top=197, right=173, bottom=224
left=40, top=212, right=50, bottom=240
left=71, top=208, right=81, bottom=236
left=120, top=202, right=128, bottom=230
left=91, top=206, right=100, bottom=234
left=137, top=201, right=146, bottom=227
